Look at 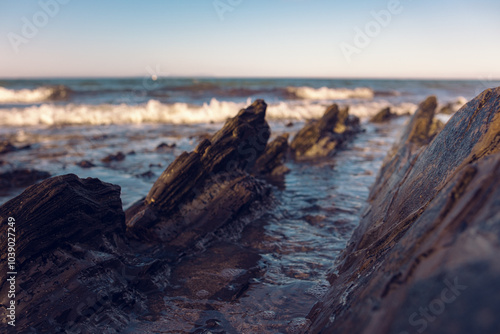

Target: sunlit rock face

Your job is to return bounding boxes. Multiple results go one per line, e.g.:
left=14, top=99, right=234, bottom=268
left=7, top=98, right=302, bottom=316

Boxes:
left=290, top=104, right=361, bottom=160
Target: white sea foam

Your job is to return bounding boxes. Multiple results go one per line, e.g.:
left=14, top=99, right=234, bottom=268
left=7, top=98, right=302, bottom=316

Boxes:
left=0, top=98, right=417, bottom=126
left=0, top=86, right=61, bottom=103
left=286, top=86, right=374, bottom=100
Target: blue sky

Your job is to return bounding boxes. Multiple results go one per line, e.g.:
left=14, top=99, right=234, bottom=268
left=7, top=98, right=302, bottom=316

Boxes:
left=1, top=0, right=499, bottom=79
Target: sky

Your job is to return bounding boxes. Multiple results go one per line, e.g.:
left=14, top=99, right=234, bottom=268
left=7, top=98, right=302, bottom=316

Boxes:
left=0, top=0, right=499, bottom=79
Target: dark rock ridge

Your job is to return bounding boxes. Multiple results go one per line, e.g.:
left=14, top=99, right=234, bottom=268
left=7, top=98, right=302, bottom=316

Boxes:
left=0, top=169, right=50, bottom=189
left=306, top=89, right=500, bottom=333
left=125, top=99, right=272, bottom=250
left=0, top=175, right=145, bottom=332
left=290, top=104, right=361, bottom=160
left=253, top=133, right=290, bottom=176
left=370, top=107, right=397, bottom=123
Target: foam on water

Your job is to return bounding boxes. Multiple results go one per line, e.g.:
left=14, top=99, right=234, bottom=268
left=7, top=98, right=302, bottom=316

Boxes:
left=287, top=86, right=374, bottom=100
left=0, top=86, right=70, bottom=103
left=0, top=98, right=417, bottom=126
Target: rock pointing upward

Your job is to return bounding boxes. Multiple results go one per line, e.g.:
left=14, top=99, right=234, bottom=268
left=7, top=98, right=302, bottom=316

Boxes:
left=126, top=100, right=272, bottom=249
left=290, top=104, right=360, bottom=160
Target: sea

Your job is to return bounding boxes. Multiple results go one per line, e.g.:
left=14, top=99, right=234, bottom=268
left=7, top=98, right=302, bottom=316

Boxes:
left=1, top=77, right=498, bottom=332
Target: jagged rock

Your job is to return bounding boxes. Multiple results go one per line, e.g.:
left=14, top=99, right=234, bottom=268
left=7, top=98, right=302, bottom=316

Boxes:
left=0, top=169, right=50, bottom=188
left=253, top=133, right=290, bottom=176
left=290, top=104, right=361, bottom=160
left=306, top=89, right=500, bottom=333
left=125, top=100, right=272, bottom=248
left=0, top=175, right=146, bottom=332
left=370, top=107, right=396, bottom=123
left=380, top=96, right=438, bottom=167
left=101, top=151, right=126, bottom=163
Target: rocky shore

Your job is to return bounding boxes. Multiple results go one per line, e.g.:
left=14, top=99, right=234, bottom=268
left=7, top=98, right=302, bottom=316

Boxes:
left=305, top=88, right=500, bottom=333
left=1, top=89, right=499, bottom=333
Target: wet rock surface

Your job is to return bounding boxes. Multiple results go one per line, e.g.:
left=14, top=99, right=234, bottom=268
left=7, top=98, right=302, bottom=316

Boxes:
left=290, top=104, right=361, bottom=160
left=306, top=89, right=500, bottom=333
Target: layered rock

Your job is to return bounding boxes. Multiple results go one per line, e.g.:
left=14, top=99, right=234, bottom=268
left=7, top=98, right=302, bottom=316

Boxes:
left=306, top=89, right=500, bottom=333
left=370, top=107, right=397, bottom=123
left=125, top=100, right=272, bottom=249
left=290, top=104, right=361, bottom=160
left=0, top=175, right=152, bottom=332
left=253, top=133, right=290, bottom=176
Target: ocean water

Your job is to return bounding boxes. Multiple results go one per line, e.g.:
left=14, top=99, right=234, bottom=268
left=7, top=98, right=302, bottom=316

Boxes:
left=0, top=77, right=496, bottom=126
left=1, top=78, right=498, bottom=332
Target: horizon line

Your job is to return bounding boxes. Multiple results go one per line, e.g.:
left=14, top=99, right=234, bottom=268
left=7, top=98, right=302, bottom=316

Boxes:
left=1, top=75, right=499, bottom=81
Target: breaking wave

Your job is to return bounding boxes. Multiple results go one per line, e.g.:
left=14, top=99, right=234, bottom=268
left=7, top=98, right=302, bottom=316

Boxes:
left=0, top=85, right=71, bottom=103
left=0, top=98, right=417, bottom=126
left=286, top=86, right=375, bottom=100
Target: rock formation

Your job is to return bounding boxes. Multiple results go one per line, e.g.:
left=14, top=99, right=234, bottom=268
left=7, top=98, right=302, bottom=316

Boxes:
left=0, top=175, right=146, bottom=332
left=125, top=99, right=272, bottom=250
left=253, top=133, right=290, bottom=177
left=306, top=89, right=500, bottom=333
left=290, top=104, right=361, bottom=160
left=370, top=107, right=397, bottom=123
